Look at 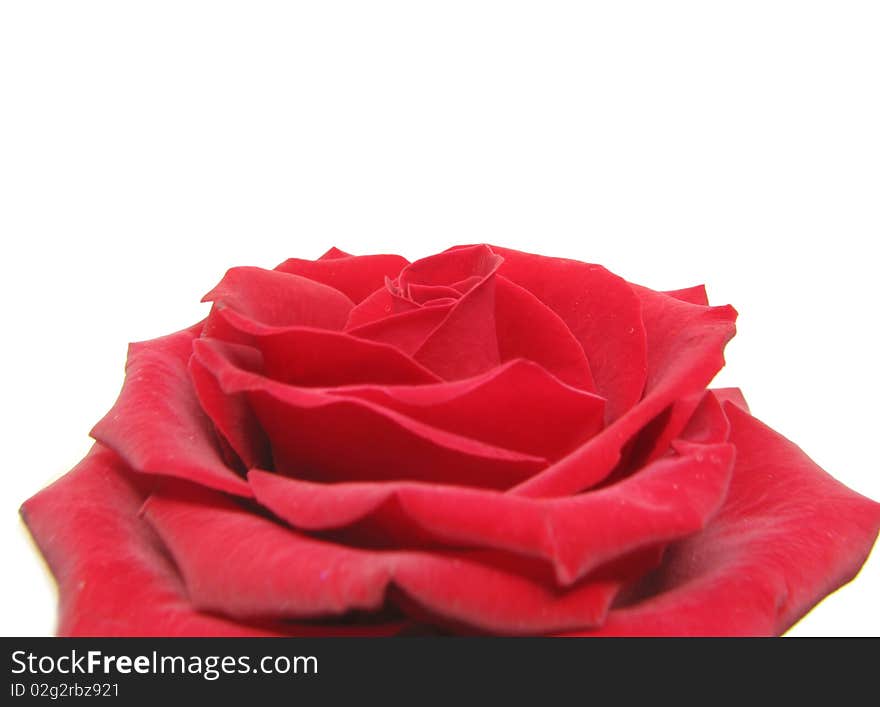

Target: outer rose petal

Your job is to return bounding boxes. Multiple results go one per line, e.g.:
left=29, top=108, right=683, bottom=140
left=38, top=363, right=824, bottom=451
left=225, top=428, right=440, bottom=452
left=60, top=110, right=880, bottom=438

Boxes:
left=19, top=445, right=403, bottom=636
left=90, top=324, right=251, bottom=497
left=249, top=437, right=733, bottom=586
left=636, top=286, right=737, bottom=396
left=275, top=251, right=409, bottom=303
left=569, top=402, right=880, bottom=636
left=142, top=485, right=635, bottom=634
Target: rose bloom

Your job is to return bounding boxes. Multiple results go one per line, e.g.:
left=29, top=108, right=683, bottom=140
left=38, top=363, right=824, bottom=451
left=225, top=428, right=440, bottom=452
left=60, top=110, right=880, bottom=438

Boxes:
left=22, top=245, right=880, bottom=636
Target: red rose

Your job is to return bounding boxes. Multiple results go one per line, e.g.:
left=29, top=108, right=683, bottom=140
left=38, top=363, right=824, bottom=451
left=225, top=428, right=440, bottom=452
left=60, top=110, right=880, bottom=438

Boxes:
left=21, top=245, right=880, bottom=636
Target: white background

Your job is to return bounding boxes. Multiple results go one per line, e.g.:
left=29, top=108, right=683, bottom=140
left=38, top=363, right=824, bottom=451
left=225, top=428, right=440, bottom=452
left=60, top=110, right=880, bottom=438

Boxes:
left=1, top=2, right=877, bottom=637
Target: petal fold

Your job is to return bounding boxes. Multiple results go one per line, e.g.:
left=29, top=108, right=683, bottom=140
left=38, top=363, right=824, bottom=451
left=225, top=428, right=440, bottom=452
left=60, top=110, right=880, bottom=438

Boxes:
left=250, top=434, right=733, bottom=588
left=571, top=402, right=880, bottom=636
left=202, top=266, right=353, bottom=334
left=90, top=325, right=250, bottom=496
left=329, top=359, right=604, bottom=460
left=275, top=252, right=408, bottom=303
left=488, top=245, right=648, bottom=420
left=208, top=306, right=441, bottom=386
left=495, top=275, right=597, bottom=392
left=143, top=485, right=633, bottom=634
left=195, top=338, right=546, bottom=488
left=20, top=446, right=398, bottom=636
left=514, top=292, right=737, bottom=497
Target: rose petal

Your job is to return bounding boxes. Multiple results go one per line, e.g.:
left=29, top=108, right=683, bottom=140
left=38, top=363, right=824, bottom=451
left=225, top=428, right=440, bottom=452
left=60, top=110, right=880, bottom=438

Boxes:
left=90, top=325, right=251, bottom=496
left=514, top=292, right=737, bottom=497
left=352, top=274, right=598, bottom=392
left=19, top=445, right=401, bottom=636
left=195, top=338, right=546, bottom=488
left=495, top=275, right=596, bottom=392
left=143, top=485, right=632, bottom=634
left=488, top=245, right=648, bottom=420
left=188, top=341, right=270, bottom=470
left=275, top=252, right=409, bottom=303
left=396, top=244, right=499, bottom=295
left=407, top=283, right=463, bottom=304
left=626, top=391, right=707, bottom=471
left=636, top=286, right=737, bottom=396
left=343, top=260, right=498, bottom=335
left=664, top=284, right=709, bottom=306
left=344, top=288, right=398, bottom=329
left=249, top=433, right=733, bottom=586
left=202, top=266, right=353, bottom=336
left=210, top=306, right=442, bottom=386
left=318, top=246, right=351, bottom=260
left=571, top=402, right=880, bottom=636
left=409, top=246, right=504, bottom=379
left=712, top=386, right=750, bottom=412
left=329, top=358, right=604, bottom=460
left=346, top=305, right=450, bottom=355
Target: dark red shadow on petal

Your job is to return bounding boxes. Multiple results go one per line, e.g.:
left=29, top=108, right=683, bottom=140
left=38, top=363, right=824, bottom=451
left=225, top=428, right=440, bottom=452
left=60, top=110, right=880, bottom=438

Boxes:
left=189, top=341, right=273, bottom=472
left=596, top=389, right=727, bottom=490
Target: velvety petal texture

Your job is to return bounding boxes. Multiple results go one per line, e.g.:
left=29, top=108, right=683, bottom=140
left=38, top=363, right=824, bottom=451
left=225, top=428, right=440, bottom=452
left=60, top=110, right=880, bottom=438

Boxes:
left=22, top=244, right=880, bottom=636
left=90, top=324, right=252, bottom=497
left=20, top=446, right=404, bottom=636
left=571, top=401, right=880, bottom=636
